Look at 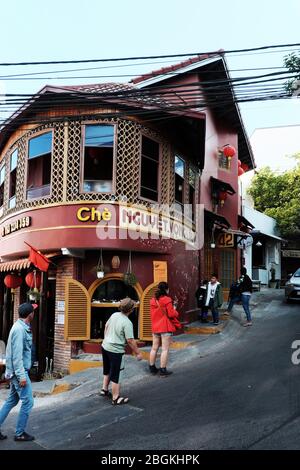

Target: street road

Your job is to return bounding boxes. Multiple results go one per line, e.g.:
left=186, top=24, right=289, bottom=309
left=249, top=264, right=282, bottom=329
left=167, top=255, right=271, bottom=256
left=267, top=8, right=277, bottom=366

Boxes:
left=1, top=289, right=300, bottom=450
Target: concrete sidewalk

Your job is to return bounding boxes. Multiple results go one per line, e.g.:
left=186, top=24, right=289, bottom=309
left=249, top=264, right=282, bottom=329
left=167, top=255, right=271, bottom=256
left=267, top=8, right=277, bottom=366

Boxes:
left=0, top=287, right=282, bottom=409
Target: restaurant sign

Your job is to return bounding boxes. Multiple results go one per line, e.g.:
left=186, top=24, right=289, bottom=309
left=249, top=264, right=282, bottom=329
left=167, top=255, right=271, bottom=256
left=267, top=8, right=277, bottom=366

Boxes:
left=75, top=203, right=201, bottom=249
left=1, top=216, right=31, bottom=237
left=282, top=250, right=300, bottom=258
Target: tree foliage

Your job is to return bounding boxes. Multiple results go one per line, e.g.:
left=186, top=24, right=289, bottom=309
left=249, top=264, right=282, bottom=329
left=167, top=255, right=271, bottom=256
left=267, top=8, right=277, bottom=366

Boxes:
left=284, top=53, right=300, bottom=95
left=248, top=162, right=300, bottom=238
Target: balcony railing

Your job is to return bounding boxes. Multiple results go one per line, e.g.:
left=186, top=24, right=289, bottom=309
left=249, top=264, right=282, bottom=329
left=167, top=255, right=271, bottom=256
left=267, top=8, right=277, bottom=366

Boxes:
left=27, top=184, right=51, bottom=200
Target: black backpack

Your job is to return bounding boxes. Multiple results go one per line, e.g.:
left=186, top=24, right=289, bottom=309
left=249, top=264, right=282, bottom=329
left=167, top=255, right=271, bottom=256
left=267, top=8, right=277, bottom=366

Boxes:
left=229, top=281, right=241, bottom=299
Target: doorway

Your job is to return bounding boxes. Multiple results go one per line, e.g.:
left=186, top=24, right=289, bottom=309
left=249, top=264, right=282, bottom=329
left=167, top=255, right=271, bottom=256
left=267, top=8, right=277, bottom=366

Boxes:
left=89, top=276, right=142, bottom=339
left=219, top=249, right=236, bottom=300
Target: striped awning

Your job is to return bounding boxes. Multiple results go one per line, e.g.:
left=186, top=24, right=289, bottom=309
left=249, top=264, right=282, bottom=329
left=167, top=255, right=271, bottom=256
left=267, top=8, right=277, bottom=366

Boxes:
left=0, top=258, right=31, bottom=272
left=0, top=252, right=61, bottom=272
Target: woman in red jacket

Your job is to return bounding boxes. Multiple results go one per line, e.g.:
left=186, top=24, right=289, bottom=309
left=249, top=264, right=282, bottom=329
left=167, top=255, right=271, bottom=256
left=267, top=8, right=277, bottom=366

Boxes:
left=149, top=282, right=180, bottom=377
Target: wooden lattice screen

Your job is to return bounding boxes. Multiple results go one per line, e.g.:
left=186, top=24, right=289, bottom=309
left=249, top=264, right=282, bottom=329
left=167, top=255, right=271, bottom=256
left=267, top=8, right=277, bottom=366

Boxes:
left=64, top=279, right=91, bottom=340
left=139, top=282, right=158, bottom=341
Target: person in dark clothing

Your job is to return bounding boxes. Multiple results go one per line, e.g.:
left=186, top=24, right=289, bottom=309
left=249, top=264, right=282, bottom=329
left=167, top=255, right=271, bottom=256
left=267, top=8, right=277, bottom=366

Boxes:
left=203, top=274, right=223, bottom=325
left=195, top=280, right=208, bottom=323
left=224, top=267, right=253, bottom=326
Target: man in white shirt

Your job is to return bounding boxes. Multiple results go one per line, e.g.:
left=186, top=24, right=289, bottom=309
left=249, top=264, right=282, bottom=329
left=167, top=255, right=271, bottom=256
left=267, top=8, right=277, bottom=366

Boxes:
left=204, top=274, right=224, bottom=325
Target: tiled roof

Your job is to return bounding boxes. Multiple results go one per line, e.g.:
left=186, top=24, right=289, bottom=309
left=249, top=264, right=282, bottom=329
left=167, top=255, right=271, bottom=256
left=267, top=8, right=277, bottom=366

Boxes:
left=131, top=53, right=222, bottom=84
left=62, top=82, right=172, bottom=109
left=63, top=82, right=135, bottom=94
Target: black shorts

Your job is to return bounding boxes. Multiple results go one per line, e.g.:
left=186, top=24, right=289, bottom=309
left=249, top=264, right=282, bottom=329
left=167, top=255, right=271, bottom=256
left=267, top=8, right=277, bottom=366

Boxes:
left=102, top=347, right=124, bottom=384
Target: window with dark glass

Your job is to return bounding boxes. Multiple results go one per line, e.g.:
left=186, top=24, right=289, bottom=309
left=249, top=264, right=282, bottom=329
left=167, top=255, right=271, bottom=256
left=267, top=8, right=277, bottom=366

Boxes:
left=140, top=136, right=160, bottom=201
left=175, top=156, right=185, bottom=205
left=83, top=125, right=114, bottom=193
left=27, top=132, right=52, bottom=199
left=0, top=164, right=5, bottom=208
left=189, top=167, right=197, bottom=221
left=9, top=150, right=17, bottom=209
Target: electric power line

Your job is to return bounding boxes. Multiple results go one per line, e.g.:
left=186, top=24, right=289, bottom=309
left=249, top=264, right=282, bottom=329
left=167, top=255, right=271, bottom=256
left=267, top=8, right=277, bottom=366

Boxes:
left=0, top=42, right=299, bottom=67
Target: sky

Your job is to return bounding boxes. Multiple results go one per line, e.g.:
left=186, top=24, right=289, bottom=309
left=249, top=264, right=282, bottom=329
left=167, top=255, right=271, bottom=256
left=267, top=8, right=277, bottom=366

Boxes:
left=250, top=125, right=300, bottom=172
left=1, top=0, right=300, bottom=160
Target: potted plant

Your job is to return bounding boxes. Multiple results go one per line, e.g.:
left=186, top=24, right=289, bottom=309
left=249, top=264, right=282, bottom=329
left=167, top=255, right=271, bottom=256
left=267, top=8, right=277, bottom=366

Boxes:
left=27, top=287, right=41, bottom=302
left=90, top=249, right=106, bottom=278
left=123, top=251, right=137, bottom=286
left=123, top=272, right=137, bottom=286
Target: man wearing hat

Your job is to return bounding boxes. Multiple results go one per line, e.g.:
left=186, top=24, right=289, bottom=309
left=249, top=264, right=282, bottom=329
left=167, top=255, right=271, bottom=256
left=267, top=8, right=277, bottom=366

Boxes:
left=0, top=302, right=38, bottom=442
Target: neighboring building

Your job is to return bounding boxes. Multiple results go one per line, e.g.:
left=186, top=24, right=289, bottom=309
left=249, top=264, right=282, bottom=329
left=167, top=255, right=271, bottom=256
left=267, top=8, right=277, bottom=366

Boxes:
left=241, top=125, right=300, bottom=283
left=242, top=206, right=282, bottom=285
left=0, top=54, right=254, bottom=374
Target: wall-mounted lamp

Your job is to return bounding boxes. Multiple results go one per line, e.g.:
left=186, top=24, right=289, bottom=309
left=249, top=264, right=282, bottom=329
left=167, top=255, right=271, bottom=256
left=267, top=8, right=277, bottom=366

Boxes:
left=256, top=241, right=262, bottom=247
left=218, top=191, right=228, bottom=207
left=210, top=228, right=216, bottom=249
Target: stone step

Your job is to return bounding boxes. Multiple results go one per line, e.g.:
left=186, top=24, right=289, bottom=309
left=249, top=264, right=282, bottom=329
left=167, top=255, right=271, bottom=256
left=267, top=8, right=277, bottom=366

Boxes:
left=69, top=358, right=103, bottom=375
left=170, top=334, right=200, bottom=349
left=185, top=321, right=227, bottom=335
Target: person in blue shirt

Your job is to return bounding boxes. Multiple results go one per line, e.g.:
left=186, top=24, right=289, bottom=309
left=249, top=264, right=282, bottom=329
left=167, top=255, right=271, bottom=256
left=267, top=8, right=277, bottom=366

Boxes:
left=0, top=302, right=38, bottom=442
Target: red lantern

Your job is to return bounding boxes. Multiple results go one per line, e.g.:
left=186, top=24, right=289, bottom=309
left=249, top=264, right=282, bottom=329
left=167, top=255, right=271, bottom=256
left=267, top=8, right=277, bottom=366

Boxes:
left=241, top=163, right=249, bottom=172
left=238, top=166, right=245, bottom=176
left=219, top=191, right=228, bottom=206
left=223, top=145, right=236, bottom=160
left=4, top=274, right=22, bottom=289
left=25, top=271, right=41, bottom=289
left=238, top=159, right=242, bottom=167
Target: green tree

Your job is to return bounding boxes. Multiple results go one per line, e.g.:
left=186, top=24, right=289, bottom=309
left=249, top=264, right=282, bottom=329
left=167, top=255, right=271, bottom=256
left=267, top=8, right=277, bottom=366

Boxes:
left=248, top=163, right=300, bottom=238
left=284, top=53, right=300, bottom=95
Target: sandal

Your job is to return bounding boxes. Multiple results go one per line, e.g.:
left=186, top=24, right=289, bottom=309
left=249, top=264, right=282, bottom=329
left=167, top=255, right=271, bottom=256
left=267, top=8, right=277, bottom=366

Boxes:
left=100, top=389, right=112, bottom=398
left=112, top=396, right=129, bottom=405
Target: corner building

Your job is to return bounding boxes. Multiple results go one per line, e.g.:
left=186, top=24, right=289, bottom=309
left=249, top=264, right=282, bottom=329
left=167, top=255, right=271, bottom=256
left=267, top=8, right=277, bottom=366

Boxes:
left=0, top=55, right=254, bottom=374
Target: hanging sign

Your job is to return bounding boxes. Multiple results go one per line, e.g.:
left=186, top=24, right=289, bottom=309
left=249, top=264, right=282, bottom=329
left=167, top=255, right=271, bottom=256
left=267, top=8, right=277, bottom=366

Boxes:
left=153, top=261, right=168, bottom=283
left=217, top=232, right=234, bottom=248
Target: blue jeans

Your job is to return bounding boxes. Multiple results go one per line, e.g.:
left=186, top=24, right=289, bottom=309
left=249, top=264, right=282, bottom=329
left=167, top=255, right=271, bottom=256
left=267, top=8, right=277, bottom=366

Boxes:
left=227, top=294, right=252, bottom=322
left=0, top=371, right=34, bottom=436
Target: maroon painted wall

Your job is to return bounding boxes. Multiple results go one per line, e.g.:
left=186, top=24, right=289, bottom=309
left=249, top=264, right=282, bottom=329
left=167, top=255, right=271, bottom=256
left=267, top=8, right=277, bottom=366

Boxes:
left=80, top=245, right=199, bottom=319
left=0, top=205, right=200, bottom=318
